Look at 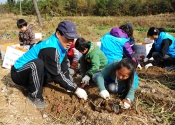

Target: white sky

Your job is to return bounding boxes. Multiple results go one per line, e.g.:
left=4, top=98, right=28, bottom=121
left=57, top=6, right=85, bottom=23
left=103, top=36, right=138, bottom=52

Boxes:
left=0, top=0, right=6, bottom=4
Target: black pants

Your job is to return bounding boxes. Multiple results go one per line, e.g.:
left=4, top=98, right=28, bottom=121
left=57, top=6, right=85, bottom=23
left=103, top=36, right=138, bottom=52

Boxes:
left=152, top=52, right=175, bottom=66
left=11, top=59, right=44, bottom=99
left=43, top=54, right=73, bottom=85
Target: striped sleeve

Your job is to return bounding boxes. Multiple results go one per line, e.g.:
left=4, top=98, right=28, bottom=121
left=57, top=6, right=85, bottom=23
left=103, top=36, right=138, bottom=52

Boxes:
left=38, top=48, right=77, bottom=92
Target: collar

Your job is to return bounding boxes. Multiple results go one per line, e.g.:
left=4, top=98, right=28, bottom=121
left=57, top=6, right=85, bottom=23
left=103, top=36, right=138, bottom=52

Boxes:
left=54, top=34, right=67, bottom=53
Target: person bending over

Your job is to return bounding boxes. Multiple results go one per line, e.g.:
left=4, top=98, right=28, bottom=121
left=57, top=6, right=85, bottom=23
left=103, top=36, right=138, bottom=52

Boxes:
left=11, top=21, right=88, bottom=108
left=93, top=58, right=139, bottom=109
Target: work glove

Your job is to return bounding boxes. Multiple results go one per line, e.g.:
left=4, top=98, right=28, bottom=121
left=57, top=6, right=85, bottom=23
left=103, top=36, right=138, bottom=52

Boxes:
left=81, top=75, right=90, bottom=85
left=70, top=60, right=78, bottom=69
left=137, top=64, right=142, bottom=70
left=120, top=98, right=131, bottom=109
left=145, top=63, right=153, bottom=69
left=75, top=87, right=88, bottom=100
left=69, top=68, right=75, bottom=76
left=143, top=58, right=149, bottom=62
left=99, top=90, right=110, bottom=99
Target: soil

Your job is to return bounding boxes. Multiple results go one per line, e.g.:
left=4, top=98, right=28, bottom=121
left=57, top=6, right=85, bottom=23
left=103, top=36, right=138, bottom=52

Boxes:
left=0, top=63, right=175, bottom=125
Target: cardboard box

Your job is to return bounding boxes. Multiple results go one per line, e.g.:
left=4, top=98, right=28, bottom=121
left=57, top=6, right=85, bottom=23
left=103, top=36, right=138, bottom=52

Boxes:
left=2, top=46, right=26, bottom=69
left=135, top=43, right=153, bottom=60
left=144, top=38, right=154, bottom=43
left=95, top=42, right=101, bottom=47
left=35, top=33, right=42, bottom=41
left=0, top=42, right=18, bottom=60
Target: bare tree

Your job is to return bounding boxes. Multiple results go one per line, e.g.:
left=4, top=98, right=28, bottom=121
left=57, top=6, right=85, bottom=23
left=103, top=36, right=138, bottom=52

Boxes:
left=32, top=0, right=43, bottom=27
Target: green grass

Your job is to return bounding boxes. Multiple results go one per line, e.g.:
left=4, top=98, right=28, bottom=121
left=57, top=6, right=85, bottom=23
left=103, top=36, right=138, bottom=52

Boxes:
left=135, top=27, right=175, bottom=33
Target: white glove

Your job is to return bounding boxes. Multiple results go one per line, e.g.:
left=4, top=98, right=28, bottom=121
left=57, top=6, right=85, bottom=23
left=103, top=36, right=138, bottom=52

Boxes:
left=99, top=90, right=110, bottom=99
left=75, top=87, right=87, bottom=100
left=81, top=75, right=90, bottom=85
left=137, top=64, right=142, bottom=69
left=145, top=63, right=153, bottom=69
left=143, top=58, right=149, bottom=62
left=120, top=98, right=131, bottom=109
left=69, top=68, right=75, bottom=76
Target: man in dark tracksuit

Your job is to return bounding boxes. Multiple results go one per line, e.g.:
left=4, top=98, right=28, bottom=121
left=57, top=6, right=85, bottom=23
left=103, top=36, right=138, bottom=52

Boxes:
left=11, top=21, right=88, bottom=108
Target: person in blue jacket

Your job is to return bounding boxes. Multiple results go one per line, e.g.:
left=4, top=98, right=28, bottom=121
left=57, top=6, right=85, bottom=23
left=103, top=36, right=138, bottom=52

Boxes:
left=100, top=24, right=142, bottom=69
left=11, top=21, right=88, bottom=108
left=144, top=27, right=175, bottom=71
left=92, top=58, right=139, bottom=109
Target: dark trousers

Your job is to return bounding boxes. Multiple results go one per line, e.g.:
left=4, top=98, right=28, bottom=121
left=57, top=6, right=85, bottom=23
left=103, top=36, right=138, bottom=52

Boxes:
left=11, top=59, right=44, bottom=99
left=152, top=52, right=175, bottom=66
left=79, top=56, right=91, bottom=77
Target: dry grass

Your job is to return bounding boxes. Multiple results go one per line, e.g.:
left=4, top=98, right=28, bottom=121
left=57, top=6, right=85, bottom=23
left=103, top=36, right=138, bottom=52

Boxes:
left=1, top=13, right=175, bottom=44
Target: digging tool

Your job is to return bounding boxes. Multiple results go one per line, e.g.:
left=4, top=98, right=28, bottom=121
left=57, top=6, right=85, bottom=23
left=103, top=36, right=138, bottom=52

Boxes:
left=111, top=99, right=119, bottom=113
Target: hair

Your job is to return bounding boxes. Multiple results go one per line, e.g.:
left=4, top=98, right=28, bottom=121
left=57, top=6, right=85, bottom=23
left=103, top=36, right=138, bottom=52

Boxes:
left=75, top=38, right=90, bottom=52
left=119, top=24, right=133, bottom=38
left=147, top=27, right=165, bottom=37
left=17, top=19, right=27, bottom=28
left=56, top=29, right=64, bottom=36
left=115, top=58, right=136, bottom=98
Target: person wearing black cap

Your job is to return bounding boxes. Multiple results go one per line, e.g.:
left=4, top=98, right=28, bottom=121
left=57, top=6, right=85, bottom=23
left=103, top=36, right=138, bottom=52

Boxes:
left=10, top=21, right=88, bottom=108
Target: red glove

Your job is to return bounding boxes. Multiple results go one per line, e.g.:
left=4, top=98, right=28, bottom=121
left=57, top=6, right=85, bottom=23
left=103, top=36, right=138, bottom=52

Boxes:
left=70, top=60, right=78, bottom=69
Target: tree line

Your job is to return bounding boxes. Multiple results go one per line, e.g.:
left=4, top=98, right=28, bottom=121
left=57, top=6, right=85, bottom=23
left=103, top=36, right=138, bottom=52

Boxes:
left=4, top=0, right=175, bottom=16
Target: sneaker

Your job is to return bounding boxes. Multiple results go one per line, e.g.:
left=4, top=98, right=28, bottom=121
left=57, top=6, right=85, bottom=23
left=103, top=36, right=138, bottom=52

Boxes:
left=67, top=90, right=72, bottom=92
left=164, top=65, right=175, bottom=71
left=27, top=94, right=48, bottom=108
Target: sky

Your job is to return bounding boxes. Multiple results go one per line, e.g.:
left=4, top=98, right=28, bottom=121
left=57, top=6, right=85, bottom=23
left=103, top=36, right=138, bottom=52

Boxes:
left=0, top=0, right=6, bottom=4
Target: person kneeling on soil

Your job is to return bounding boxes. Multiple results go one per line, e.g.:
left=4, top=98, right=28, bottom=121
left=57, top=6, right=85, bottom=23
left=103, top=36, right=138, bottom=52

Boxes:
left=75, top=37, right=108, bottom=87
left=100, top=23, right=142, bottom=69
left=11, top=21, right=88, bottom=108
left=144, top=27, right=175, bottom=71
left=92, top=58, right=139, bottom=109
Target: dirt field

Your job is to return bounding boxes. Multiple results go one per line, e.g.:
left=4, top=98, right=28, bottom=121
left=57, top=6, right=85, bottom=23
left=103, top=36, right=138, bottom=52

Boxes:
left=0, top=13, right=175, bottom=125
left=0, top=61, right=175, bottom=125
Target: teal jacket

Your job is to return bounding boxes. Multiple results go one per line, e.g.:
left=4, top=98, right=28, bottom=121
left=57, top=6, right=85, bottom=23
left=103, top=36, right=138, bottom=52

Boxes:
left=14, top=34, right=67, bottom=69
left=96, top=60, right=139, bottom=102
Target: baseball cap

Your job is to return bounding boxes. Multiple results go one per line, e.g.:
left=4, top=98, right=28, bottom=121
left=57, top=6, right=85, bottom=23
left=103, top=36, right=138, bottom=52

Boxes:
left=57, top=21, right=79, bottom=39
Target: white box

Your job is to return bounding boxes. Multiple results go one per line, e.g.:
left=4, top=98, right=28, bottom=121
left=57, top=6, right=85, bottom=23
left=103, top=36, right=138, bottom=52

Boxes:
left=0, top=42, right=19, bottom=60
left=2, top=46, right=26, bottom=69
left=35, top=33, right=42, bottom=41
left=135, top=43, right=153, bottom=60
left=95, top=42, right=101, bottom=47
left=144, top=38, right=154, bottom=43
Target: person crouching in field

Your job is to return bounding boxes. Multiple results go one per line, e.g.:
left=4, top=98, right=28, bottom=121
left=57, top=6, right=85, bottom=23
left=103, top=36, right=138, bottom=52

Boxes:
left=75, top=38, right=108, bottom=87
left=17, top=19, right=36, bottom=50
left=144, top=27, right=175, bottom=71
left=92, top=58, right=139, bottom=109
left=100, top=24, right=142, bottom=69
left=119, top=23, right=136, bottom=53
left=67, top=39, right=82, bottom=76
left=11, top=21, right=88, bottom=108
